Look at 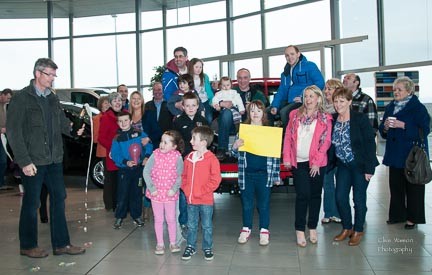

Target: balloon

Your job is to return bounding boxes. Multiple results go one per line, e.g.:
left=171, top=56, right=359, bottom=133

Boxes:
left=128, top=143, right=142, bottom=164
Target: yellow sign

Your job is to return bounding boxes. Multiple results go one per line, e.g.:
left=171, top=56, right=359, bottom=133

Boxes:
left=238, top=124, right=283, bottom=158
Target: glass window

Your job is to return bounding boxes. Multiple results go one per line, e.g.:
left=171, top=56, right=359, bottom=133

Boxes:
left=265, top=1, right=330, bottom=48
left=233, top=15, right=262, bottom=53
left=189, top=1, right=226, bottom=23
left=0, top=19, right=47, bottom=39
left=142, top=31, right=164, bottom=86
left=202, top=60, right=220, bottom=83
left=74, top=34, right=136, bottom=87
left=0, top=41, right=47, bottom=89
left=383, top=0, right=432, bottom=65
left=52, top=39, right=71, bottom=88
left=232, top=0, right=260, bottom=16
left=53, top=18, right=69, bottom=38
left=74, top=14, right=135, bottom=36
left=234, top=58, right=263, bottom=79
left=264, top=0, right=305, bottom=9
left=141, top=10, right=163, bottom=30
left=166, top=22, right=227, bottom=59
left=339, top=0, right=378, bottom=70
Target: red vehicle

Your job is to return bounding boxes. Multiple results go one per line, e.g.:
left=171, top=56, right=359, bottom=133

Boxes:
left=216, top=78, right=293, bottom=194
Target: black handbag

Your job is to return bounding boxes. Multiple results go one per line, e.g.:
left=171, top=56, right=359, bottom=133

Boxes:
left=405, top=128, right=432, bottom=185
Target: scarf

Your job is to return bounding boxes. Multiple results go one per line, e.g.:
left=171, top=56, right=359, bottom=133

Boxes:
left=393, top=94, right=412, bottom=115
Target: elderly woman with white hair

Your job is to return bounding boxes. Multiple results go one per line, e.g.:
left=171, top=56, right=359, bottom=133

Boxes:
left=379, top=76, right=430, bottom=230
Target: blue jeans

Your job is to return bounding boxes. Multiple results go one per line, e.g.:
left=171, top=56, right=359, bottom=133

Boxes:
left=292, top=161, right=324, bottom=231
left=178, top=190, right=188, bottom=226
left=19, top=163, right=71, bottom=250
left=217, top=108, right=236, bottom=150
left=240, top=172, right=271, bottom=229
left=203, top=100, right=213, bottom=125
left=322, top=167, right=340, bottom=218
left=335, top=160, right=369, bottom=232
left=187, top=204, right=213, bottom=251
left=115, top=166, right=143, bottom=219
left=0, top=144, right=7, bottom=187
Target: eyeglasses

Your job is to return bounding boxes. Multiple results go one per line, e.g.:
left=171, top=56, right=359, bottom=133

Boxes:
left=39, top=70, right=57, bottom=78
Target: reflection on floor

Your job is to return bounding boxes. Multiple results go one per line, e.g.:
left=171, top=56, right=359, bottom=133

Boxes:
left=0, top=161, right=431, bottom=275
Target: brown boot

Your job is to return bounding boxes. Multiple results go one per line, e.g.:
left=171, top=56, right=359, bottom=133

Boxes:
left=143, top=207, right=151, bottom=222
left=348, top=231, right=364, bottom=246
left=334, top=229, right=353, bottom=241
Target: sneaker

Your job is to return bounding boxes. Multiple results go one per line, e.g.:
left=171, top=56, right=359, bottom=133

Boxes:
left=259, top=229, right=270, bottom=246
left=113, top=218, right=122, bottom=229
left=204, top=249, right=214, bottom=261
left=170, top=244, right=181, bottom=253
left=321, top=217, right=331, bottom=224
left=237, top=228, right=251, bottom=244
left=330, top=216, right=342, bottom=223
left=155, top=245, right=164, bottom=255
left=134, top=217, right=145, bottom=227
left=180, top=224, right=188, bottom=239
left=182, top=246, right=196, bottom=261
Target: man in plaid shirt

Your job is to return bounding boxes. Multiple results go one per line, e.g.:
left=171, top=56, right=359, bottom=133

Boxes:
left=343, top=73, right=378, bottom=131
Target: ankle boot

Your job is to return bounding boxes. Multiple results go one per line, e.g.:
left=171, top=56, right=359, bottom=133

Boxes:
left=348, top=231, right=364, bottom=246
left=334, top=229, right=353, bottom=241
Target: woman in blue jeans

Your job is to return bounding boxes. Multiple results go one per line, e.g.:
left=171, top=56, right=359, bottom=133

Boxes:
left=232, top=100, right=281, bottom=246
left=322, top=79, right=343, bottom=224
left=330, top=87, right=379, bottom=246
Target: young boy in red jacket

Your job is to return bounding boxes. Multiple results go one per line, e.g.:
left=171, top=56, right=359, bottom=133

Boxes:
left=181, top=126, right=221, bottom=261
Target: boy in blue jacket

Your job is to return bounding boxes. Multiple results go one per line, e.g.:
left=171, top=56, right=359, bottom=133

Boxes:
left=111, top=111, right=153, bottom=229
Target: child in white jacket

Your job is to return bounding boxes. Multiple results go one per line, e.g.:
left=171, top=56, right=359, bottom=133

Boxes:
left=212, top=76, right=245, bottom=124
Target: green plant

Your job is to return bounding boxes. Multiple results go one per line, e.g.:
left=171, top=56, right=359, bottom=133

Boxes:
left=150, top=65, right=165, bottom=90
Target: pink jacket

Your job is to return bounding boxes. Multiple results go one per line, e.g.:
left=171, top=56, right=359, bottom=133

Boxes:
left=283, top=109, right=332, bottom=168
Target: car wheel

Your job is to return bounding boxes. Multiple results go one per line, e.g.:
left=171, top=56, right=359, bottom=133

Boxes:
left=90, top=159, right=104, bottom=188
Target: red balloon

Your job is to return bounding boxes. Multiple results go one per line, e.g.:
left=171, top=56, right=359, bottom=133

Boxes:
left=129, top=143, right=142, bottom=164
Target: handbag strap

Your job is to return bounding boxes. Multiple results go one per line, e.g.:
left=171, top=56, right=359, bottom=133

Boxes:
left=418, top=127, right=425, bottom=147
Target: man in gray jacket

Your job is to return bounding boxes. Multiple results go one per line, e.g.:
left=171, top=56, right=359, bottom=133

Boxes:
left=7, top=58, right=86, bottom=258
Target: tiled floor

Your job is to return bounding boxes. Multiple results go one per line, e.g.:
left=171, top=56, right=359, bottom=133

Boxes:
left=1, top=160, right=432, bottom=275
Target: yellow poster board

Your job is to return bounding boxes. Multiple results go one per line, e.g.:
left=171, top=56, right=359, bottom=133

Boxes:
left=238, top=124, right=283, bottom=158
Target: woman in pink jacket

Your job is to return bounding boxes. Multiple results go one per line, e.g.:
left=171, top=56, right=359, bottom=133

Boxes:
left=282, top=85, right=332, bottom=247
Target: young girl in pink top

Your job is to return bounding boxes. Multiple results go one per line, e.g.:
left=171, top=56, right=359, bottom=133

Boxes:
left=143, top=130, right=185, bottom=255
left=282, top=85, right=332, bottom=247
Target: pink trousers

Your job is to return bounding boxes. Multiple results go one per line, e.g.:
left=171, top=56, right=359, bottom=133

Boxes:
left=151, top=200, right=177, bottom=246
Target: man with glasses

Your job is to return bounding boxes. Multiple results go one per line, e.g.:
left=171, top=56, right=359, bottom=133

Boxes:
left=7, top=58, right=86, bottom=258
left=162, top=46, right=189, bottom=101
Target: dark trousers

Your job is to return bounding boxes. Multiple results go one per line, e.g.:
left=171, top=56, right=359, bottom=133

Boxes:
left=0, top=144, right=7, bottom=187
left=39, top=183, right=48, bottom=221
left=19, top=163, right=70, bottom=250
left=389, top=167, right=425, bottom=224
left=292, top=161, right=324, bottom=231
left=335, top=160, right=369, bottom=232
left=240, top=172, right=271, bottom=229
left=115, top=166, right=143, bottom=219
left=103, top=158, right=118, bottom=210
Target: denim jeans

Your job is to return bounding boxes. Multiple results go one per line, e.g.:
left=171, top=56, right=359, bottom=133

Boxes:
left=292, top=161, right=324, bottom=231
left=178, top=190, right=188, bottom=226
left=115, top=166, right=143, bottom=219
left=217, top=108, right=236, bottom=150
left=0, top=144, right=7, bottom=187
left=187, top=204, right=213, bottom=251
left=19, top=163, right=71, bottom=250
left=240, top=171, right=271, bottom=229
left=203, top=100, right=214, bottom=125
left=322, top=167, right=340, bottom=218
left=335, top=160, right=369, bottom=232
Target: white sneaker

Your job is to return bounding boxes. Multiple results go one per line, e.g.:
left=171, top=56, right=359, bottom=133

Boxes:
left=330, top=216, right=342, bottom=223
left=237, top=227, right=251, bottom=244
left=259, top=229, right=270, bottom=246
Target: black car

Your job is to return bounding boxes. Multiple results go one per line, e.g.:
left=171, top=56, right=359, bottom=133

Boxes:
left=61, top=101, right=104, bottom=188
